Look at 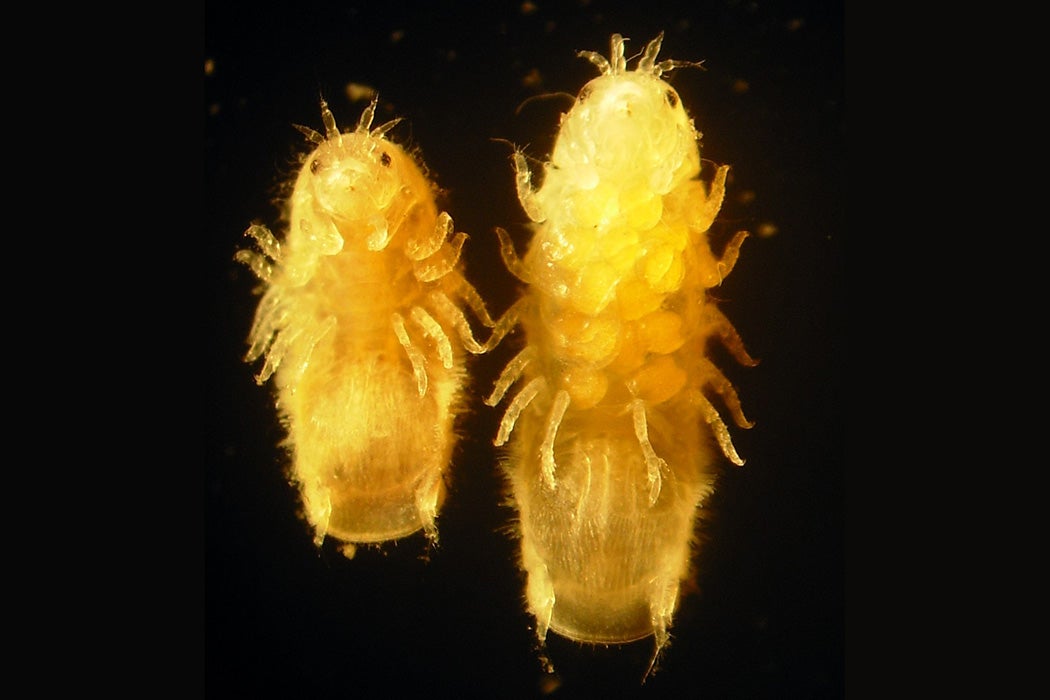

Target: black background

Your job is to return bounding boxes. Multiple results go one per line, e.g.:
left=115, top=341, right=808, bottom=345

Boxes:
left=205, top=1, right=844, bottom=697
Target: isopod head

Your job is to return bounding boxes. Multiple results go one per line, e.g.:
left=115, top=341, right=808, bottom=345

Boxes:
left=281, top=100, right=437, bottom=285
left=299, top=134, right=405, bottom=228
left=547, top=33, right=702, bottom=199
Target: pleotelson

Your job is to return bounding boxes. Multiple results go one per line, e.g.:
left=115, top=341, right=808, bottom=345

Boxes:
left=238, top=97, right=493, bottom=552
left=486, top=33, right=756, bottom=674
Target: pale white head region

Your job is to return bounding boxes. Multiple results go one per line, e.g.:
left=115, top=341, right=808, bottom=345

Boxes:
left=298, top=131, right=406, bottom=232
left=548, top=33, right=703, bottom=196
left=285, top=98, right=425, bottom=260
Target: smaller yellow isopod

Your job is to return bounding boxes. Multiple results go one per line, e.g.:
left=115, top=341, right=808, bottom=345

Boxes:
left=237, top=95, right=496, bottom=555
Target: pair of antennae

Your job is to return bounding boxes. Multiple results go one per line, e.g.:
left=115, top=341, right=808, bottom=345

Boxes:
left=579, top=31, right=704, bottom=77
left=295, top=95, right=402, bottom=146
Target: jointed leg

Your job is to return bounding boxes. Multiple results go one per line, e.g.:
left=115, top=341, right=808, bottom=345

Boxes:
left=414, top=231, right=467, bottom=282
left=410, top=306, right=454, bottom=370
left=393, top=312, right=429, bottom=396
left=631, top=399, right=669, bottom=505
left=487, top=346, right=536, bottom=406
left=539, top=389, right=570, bottom=490
left=701, top=304, right=759, bottom=367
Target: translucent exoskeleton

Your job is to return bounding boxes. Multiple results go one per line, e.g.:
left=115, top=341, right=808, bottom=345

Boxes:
left=237, top=96, right=496, bottom=554
left=483, top=33, right=757, bottom=678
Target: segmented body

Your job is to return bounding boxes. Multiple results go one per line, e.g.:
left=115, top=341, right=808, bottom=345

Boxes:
left=237, top=97, right=493, bottom=551
left=486, top=34, right=756, bottom=674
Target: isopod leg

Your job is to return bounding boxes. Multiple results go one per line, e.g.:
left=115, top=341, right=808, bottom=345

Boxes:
left=486, top=346, right=536, bottom=406
left=691, top=164, right=729, bottom=235
left=539, top=390, right=570, bottom=490
left=410, top=306, right=454, bottom=370
left=244, top=288, right=284, bottom=364
left=235, top=249, right=275, bottom=284
left=702, top=304, right=759, bottom=367
left=631, top=399, right=669, bottom=505
left=494, top=376, right=544, bottom=446
left=364, top=214, right=392, bottom=252
left=243, top=223, right=282, bottom=263
left=236, top=224, right=281, bottom=283
left=406, top=210, right=451, bottom=261
left=279, top=315, right=336, bottom=392
left=392, top=312, right=429, bottom=397
left=433, top=292, right=525, bottom=354
left=414, top=232, right=467, bottom=282
left=495, top=227, right=531, bottom=283
left=478, top=297, right=525, bottom=352
left=454, top=278, right=497, bottom=328
left=689, top=387, right=747, bottom=467
left=715, top=230, right=750, bottom=284
left=256, top=322, right=303, bottom=385
left=699, top=356, right=754, bottom=429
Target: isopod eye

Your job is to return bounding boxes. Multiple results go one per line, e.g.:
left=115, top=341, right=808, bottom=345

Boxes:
left=310, top=158, right=323, bottom=174
left=665, top=89, right=679, bottom=108
left=380, top=151, right=392, bottom=167
left=578, top=85, right=592, bottom=103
